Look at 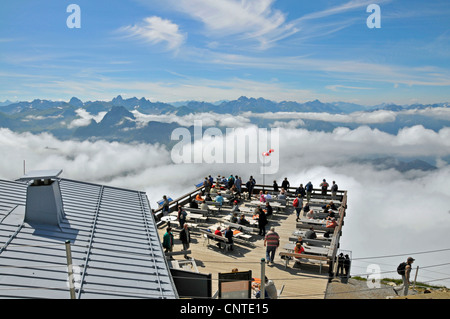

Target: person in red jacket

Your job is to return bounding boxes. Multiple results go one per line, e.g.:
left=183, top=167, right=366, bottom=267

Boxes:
left=293, top=194, right=302, bottom=222
left=214, top=226, right=223, bottom=249
left=294, top=242, right=305, bottom=259
left=326, top=217, right=338, bottom=228
left=214, top=226, right=222, bottom=236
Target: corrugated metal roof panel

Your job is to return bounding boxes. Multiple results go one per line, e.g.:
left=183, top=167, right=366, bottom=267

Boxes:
left=0, top=178, right=177, bottom=299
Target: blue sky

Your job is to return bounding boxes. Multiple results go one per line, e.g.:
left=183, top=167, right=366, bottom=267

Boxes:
left=1, top=0, right=449, bottom=105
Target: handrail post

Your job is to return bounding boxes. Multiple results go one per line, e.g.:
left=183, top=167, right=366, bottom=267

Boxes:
left=260, top=258, right=265, bottom=299
left=65, top=240, right=76, bottom=299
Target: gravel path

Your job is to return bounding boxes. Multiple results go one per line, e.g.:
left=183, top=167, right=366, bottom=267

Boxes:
left=325, top=278, right=450, bottom=299
left=325, top=278, right=402, bottom=299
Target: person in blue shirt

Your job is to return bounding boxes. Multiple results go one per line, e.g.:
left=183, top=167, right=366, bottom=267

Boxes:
left=215, top=193, right=224, bottom=207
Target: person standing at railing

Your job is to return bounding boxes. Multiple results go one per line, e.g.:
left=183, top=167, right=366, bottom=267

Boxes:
left=331, top=181, right=338, bottom=199
left=273, top=180, right=279, bottom=192
left=320, top=179, right=329, bottom=195
left=281, top=177, right=290, bottom=191
left=162, top=195, right=170, bottom=216
left=305, top=181, right=313, bottom=201
left=234, top=176, right=242, bottom=194
left=246, top=176, right=256, bottom=200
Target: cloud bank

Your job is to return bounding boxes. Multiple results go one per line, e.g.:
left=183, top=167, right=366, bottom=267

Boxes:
left=1, top=124, right=449, bottom=287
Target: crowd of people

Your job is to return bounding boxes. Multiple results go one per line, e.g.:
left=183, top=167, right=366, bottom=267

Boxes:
left=160, top=174, right=344, bottom=297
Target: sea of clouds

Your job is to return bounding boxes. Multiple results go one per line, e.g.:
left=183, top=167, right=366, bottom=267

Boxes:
left=1, top=122, right=449, bottom=287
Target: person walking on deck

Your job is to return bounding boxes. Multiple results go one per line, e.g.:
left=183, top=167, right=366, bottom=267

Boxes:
left=264, top=227, right=280, bottom=265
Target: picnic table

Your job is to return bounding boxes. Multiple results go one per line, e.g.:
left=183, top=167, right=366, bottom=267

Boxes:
left=297, top=218, right=327, bottom=226
left=292, top=230, right=331, bottom=241
left=247, top=200, right=286, bottom=213
left=187, top=212, right=208, bottom=223
left=160, top=215, right=177, bottom=226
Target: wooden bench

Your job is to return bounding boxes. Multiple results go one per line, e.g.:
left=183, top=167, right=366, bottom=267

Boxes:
left=296, top=222, right=336, bottom=233
left=200, top=230, right=232, bottom=251
left=305, top=212, right=340, bottom=220
left=288, top=237, right=331, bottom=247
left=231, top=235, right=256, bottom=248
left=182, top=211, right=209, bottom=224
left=279, top=252, right=328, bottom=273
left=205, top=201, right=223, bottom=211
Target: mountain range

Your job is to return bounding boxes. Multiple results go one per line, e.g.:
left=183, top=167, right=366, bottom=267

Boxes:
left=1, top=95, right=448, bottom=116
left=0, top=95, right=449, bottom=171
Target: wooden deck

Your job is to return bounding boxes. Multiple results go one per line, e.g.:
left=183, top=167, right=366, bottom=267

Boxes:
left=157, top=194, right=340, bottom=299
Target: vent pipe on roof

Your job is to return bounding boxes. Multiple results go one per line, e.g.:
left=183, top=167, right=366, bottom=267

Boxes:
left=20, top=170, right=65, bottom=227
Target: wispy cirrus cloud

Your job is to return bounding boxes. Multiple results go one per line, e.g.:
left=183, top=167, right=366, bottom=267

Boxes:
left=118, top=16, right=186, bottom=52
left=164, top=0, right=299, bottom=49
left=326, top=84, right=375, bottom=92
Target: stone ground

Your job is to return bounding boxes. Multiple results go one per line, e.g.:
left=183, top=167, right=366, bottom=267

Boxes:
left=325, top=278, right=450, bottom=299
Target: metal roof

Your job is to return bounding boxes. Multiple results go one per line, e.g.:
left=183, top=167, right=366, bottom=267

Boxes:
left=0, top=177, right=178, bottom=299
left=19, top=169, right=63, bottom=181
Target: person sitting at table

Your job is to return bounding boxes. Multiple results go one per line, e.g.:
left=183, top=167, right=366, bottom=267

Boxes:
left=324, top=218, right=336, bottom=238
left=214, top=226, right=222, bottom=236
left=214, top=193, right=224, bottom=207
left=326, top=217, right=338, bottom=228
left=214, top=226, right=223, bottom=248
left=231, top=200, right=240, bottom=214
left=200, top=201, right=209, bottom=211
left=303, top=201, right=310, bottom=214
left=294, top=242, right=305, bottom=257
left=259, top=191, right=266, bottom=203
left=195, top=192, right=204, bottom=202
left=305, top=227, right=317, bottom=239
left=306, top=209, right=315, bottom=219
left=265, top=191, right=272, bottom=201
left=230, top=212, right=238, bottom=223
left=210, top=186, right=217, bottom=194
left=189, top=199, right=198, bottom=209
left=328, top=201, right=338, bottom=210
left=229, top=191, right=242, bottom=204
left=255, top=276, right=278, bottom=299
left=204, top=193, right=212, bottom=202
left=296, top=235, right=303, bottom=246
left=238, top=214, right=250, bottom=226
left=278, top=189, right=286, bottom=200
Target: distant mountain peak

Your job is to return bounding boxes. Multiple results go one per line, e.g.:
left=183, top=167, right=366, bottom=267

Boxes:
left=69, top=97, right=83, bottom=107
